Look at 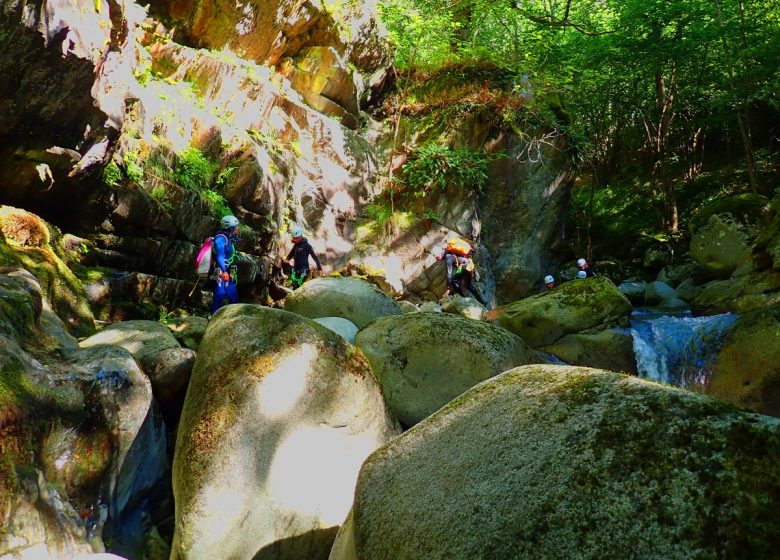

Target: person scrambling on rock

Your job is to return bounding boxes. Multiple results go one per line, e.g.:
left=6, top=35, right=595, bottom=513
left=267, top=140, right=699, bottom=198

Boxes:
left=544, top=274, right=556, bottom=290
left=283, top=225, right=322, bottom=289
left=211, top=215, right=241, bottom=315
left=436, top=237, right=487, bottom=306
left=577, top=258, right=597, bottom=277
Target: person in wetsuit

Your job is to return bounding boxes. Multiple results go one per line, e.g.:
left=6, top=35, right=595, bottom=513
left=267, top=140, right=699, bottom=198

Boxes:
left=285, top=225, right=323, bottom=289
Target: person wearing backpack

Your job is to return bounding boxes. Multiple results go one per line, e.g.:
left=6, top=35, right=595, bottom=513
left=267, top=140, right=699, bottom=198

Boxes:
left=210, top=215, right=241, bottom=315
left=436, top=237, right=487, bottom=306
left=282, top=225, right=322, bottom=289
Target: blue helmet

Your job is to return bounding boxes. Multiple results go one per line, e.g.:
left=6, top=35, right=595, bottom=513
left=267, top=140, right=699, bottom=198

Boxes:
left=221, top=215, right=240, bottom=229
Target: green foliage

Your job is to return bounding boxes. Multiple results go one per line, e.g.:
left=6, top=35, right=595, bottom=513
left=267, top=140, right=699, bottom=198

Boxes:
left=423, top=208, right=440, bottom=222
left=150, top=186, right=174, bottom=211
left=102, top=161, right=121, bottom=186
left=201, top=189, right=231, bottom=218
left=215, top=166, right=237, bottom=190
left=398, top=144, right=492, bottom=195
left=175, top=147, right=217, bottom=191
left=124, top=152, right=144, bottom=184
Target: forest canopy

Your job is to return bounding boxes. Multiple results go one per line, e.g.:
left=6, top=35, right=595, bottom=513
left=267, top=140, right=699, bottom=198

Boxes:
left=378, top=0, right=780, bottom=244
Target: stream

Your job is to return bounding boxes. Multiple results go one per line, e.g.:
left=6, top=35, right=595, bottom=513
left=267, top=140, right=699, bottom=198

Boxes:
left=630, top=309, right=738, bottom=390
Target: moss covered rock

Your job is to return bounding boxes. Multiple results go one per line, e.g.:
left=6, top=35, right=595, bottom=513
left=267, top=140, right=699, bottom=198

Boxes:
left=331, top=365, right=780, bottom=560
left=706, top=303, right=780, bottom=417
left=690, top=194, right=770, bottom=278
left=539, top=328, right=637, bottom=374
left=691, top=270, right=780, bottom=314
left=494, top=276, right=632, bottom=347
left=284, top=276, right=401, bottom=329
left=0, top=206, right=94, bottom=337
left=355, top=312, right=538, bottom=427
left=171, top=304, right=398, bottom=560
left=79, top=319, right=181, bottom=373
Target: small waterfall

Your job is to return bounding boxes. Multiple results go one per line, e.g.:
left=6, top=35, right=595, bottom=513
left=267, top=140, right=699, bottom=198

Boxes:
left=630, top=312, right=738, bottom=389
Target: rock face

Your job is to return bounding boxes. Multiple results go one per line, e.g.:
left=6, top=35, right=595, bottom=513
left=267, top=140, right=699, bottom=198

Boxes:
left=494, top=276, right=632, bottom=348
left=0, top=269, right=167, bottom=559
left=171, top=304, right=398, bottom=560
left=284, top=276, right=401, bottom=328
left=355, top=312, right=538, bottom=426
left=706, top=303, right=780, bottom=417
left=331, top=365, right=780, bottom=560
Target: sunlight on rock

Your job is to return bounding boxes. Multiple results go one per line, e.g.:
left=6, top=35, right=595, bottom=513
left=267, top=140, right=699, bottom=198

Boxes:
left=196, top=485, right=246, bottom=548
left=359, top=255, right=405, bottom=293
left=258, top=344, right=316, bottom=418
left=268, top=426, right=378, bottom=526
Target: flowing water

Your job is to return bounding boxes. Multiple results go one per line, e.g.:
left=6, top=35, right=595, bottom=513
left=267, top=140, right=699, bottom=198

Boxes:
left=630, top=310, right=738, bottom=390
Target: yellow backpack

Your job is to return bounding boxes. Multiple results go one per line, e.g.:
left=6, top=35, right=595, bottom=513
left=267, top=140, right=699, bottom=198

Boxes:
left=446, top=238, right=472, bottom=257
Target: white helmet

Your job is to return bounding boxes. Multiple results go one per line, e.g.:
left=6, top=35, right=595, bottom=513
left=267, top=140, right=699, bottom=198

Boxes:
left=544, top=275, right=554, bottom=284
left=221, top=215, right=240, bottom=229
left=291, top=225, right=305, bottom=238
left=576, top=258, right=587, bottom=268
left=577, top=270, right=587, bottom=279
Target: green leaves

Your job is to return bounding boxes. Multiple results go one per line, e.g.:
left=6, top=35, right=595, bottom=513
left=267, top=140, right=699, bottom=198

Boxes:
left=398, top=144, right=493, bottom=195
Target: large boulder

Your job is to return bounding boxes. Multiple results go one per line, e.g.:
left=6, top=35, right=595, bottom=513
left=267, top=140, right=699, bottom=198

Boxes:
left=538, top=328, right=637, bottom=374
left=79, top=319, right=182, bottom=374
left=644, top=280, right=677, bottom=306
left=493, top=276, right=632, bottom=347
left=690, top=194, right=770, bottom=278
left=284, top=276, right=402, bottom=328
left=331, top=365, right=780, bottom=560
left=706, top=303, right=780, bottom=417
left=355, top=312, right=538, bottom=427
left=171, top=304, right=398, bottom=560
left=440, top=295, right=487, bottom=321
left=314, top=316, right=360, bottom=343
left=691, top=270, right=780, bottom=315
left=0, top=268, right=167, bottom=559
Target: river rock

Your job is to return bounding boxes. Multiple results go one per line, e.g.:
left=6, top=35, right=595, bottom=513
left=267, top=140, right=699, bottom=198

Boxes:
left=419, top=301, right=442, bottom=313
left=493, top=276, right=632, bottom=347
left=538, top=328, right=637, bottom=374
left=355, top=312, right=538, bottom=426
left=314, top=316, right=359, bottom=343
left=79, top=320, right=181, bottom=374
left=0, top=267, right=167, bottom=559
left=644, top=280, right=677, bottom=306
left=706, top=303, right=780, bottom=417
left=617, top=281, right=646, bottom=305
left=691, top=270, right=780, bottom=314
left=675, top=278, right=701, bottom=302
left=147, top=347, right=197, bottom=406
left=398, top=300, right=419, bottom=313
left=690, top=194, right=770, bottom=278
left=331, top=365, right=780, bottom=560
left=440, top=294, right=487, bottom=321
left=655, top=297, right=690, bottom=313
left=284, top=276, right=401, bottom=329
left=171, top=304, right=398, bottom=560
left=163, top=315, right=209, bottom=350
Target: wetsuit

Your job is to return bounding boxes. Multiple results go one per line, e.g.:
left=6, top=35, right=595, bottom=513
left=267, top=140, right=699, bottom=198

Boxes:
left=444, top=251, right=486, bottom=305
left=210, top=229, right=239, bottom=314
left=286, top=237, right=322, bottom=289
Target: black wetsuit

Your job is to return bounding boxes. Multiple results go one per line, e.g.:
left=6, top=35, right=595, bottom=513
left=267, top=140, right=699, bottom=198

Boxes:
left=287, top=237, right=322, bottom=289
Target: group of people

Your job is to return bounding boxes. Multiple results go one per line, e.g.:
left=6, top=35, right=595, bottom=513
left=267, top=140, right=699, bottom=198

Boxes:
left=208, top=215, right=323, bottom=315
left=543, top=258, right=596, bottom=291
left=207, top=215, right=593, bottom=315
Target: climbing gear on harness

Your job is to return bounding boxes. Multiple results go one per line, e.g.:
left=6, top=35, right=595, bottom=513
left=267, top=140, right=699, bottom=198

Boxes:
left=291, top=269, right=307, bottom=289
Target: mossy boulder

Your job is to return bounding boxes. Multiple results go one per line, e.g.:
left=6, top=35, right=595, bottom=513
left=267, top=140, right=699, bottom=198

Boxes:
left=284, top=276, right=402, bottom=329
left=690, top=194, right=770, bottom=278
left=494, top=276, right=632, bottom=347
left=706, top=303, right=780, bottom=417
left=79, top=319, right=181, bottom=374
left=539, top=328, right=637, bottom=374
left=163, top=315, right=209, bottom=351
left=355, top=312, right=538, bottom=427
left=440, top=294, right=487, bottom=321
left=691, top=270, right=780, bottom=314
left=331, top=365, right=780, bottom=560
left=0, top=206, right=94, bottom=336
left=171, top=304, right=398, bottom=560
